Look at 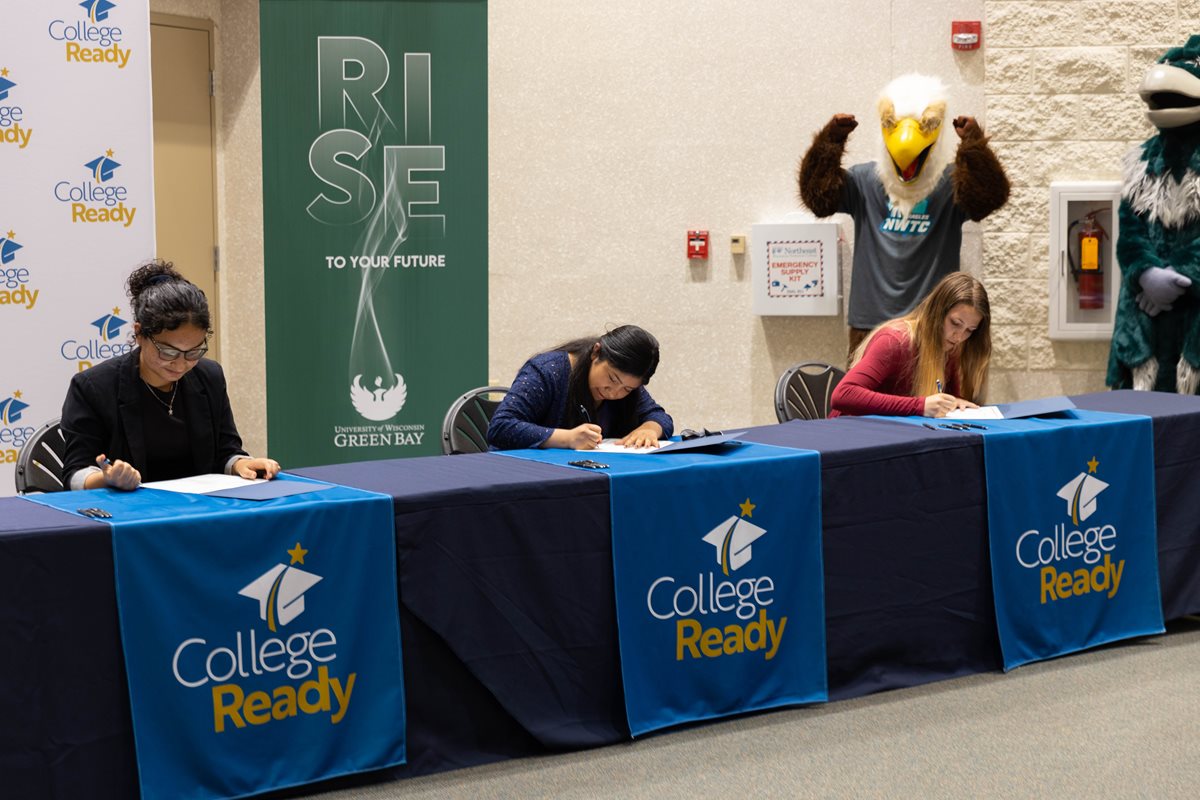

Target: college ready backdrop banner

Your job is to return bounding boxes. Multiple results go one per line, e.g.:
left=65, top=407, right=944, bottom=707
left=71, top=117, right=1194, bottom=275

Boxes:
left=260, top=0, right=487, bottom=467
left=0, top=0, right=155, bottom=496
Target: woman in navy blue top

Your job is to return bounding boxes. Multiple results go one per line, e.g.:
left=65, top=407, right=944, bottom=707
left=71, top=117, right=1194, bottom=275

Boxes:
left=487, top=325, right=673, bottom=450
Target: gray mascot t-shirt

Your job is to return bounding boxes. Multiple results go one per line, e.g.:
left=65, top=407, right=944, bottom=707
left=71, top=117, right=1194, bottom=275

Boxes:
left=840, top=162, right=966, bottom=329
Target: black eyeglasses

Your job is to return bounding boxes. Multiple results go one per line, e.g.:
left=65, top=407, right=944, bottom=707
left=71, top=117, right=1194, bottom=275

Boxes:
left=146, top=334, right=209, bottom=362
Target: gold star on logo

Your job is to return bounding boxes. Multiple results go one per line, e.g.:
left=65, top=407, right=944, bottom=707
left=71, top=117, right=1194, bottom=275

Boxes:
left=106, top=148, right=114, bottom=158
left=5, top=231, right=14, bottom=239
left=12, top=390, right=22, bottom=399
left=112, top=306, right=121, bottom=315
left=1, top=68, right=8, bottom=78
left=739, top=497, right=756, bottom=518
left=1087, top=456, right=1099, bottom=474
left=287, top=542, right=308, bottom=565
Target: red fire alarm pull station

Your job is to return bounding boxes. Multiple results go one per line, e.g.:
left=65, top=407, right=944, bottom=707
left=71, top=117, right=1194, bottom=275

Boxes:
left=951, top=21, right=981, bottom=50
left=687, top=230, right=709, bottom=259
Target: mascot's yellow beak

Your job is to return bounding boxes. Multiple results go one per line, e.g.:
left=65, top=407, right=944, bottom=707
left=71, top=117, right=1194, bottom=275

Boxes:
left=882, top=117, right=942, bottom=183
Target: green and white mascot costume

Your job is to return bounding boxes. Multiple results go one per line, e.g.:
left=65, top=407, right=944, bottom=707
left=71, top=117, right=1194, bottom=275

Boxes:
left=1109, top=36, right=1200, bottom=393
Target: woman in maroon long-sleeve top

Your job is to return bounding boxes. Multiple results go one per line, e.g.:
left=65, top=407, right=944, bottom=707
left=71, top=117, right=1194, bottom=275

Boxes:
left=830, top=272, right=992, bottom=418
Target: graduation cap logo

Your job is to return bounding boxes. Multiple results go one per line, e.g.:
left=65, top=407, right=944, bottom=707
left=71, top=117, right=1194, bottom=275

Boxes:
left=80, top=0, right=117, bottom=23
left=0, top=393, right=29, bottom=426
left=239, top=543, right=322, bottom=632
left=84, top=153, right=121, bottom=183
left=91, top=308, right=127, bottom=341
left=1, top=233, right=22, bottom=265
left=702, top=498, right=766, bottom=576
left=0, top=74, right=15, bottom=102
left=1056, top=459, right=1109, bottom=526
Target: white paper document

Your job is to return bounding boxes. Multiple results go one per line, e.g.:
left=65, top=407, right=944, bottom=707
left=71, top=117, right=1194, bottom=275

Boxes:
left=142, top=473, right=266, bottom=494
left=945, top=406, right=1005, bottom=420
left=594, top=439, right=668, bottom=454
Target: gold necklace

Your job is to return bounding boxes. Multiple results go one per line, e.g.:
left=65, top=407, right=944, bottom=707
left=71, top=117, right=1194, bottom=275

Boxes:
left=142, top=379, right=178, bottom=416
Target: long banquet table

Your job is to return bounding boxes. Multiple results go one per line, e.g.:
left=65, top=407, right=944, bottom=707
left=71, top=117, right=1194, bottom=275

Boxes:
left=2, top=390, right=1199, bottom=798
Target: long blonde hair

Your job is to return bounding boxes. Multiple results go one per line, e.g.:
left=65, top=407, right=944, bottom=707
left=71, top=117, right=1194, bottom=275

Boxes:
left=852, top=273, right=991, bottom=402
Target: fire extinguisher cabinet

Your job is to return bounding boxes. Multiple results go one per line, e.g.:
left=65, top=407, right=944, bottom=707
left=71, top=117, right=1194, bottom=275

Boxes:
left=1048, top=180, right=1121, bottom=340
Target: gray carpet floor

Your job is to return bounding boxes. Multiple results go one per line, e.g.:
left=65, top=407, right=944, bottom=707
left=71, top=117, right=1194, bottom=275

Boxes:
left=300, top=617, right=1200, bottom=799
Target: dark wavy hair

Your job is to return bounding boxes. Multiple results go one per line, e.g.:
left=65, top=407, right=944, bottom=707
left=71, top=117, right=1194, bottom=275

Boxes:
left=126, top=259, right=211, bottom=337
left=549, top=325, right=660, bottom=436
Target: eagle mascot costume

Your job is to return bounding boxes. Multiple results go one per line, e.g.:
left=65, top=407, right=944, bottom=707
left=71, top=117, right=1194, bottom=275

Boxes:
left=797, top=73, right=1010, bottom=357
left=1108, top=36, right=1200, bottom=394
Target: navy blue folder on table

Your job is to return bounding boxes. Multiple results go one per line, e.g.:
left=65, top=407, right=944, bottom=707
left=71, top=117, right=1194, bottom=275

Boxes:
left=3, top=390, right=1200, bottom=799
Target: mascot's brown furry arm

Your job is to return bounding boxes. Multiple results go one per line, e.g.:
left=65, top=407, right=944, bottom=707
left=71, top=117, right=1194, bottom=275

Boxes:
left=796, top=74, right=1010, bottom=356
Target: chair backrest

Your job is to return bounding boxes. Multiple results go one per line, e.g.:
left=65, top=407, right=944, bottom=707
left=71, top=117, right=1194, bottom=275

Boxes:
left=441, top=386, right=509, bottom=455
left=15, top=417, right=67, bottom=494
left=774, top=362, right=846, bottom=422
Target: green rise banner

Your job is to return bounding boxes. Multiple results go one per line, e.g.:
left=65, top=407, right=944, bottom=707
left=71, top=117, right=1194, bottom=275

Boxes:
left=260, top=0, right=487, bottom=467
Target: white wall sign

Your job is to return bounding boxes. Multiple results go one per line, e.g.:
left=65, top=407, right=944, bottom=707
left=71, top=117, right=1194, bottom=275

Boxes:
left=751, top=221, right=840, bottom=316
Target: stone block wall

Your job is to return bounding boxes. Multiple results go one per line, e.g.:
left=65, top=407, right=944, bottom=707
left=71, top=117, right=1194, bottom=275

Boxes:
left=982, top=1, right=1196, bottom=400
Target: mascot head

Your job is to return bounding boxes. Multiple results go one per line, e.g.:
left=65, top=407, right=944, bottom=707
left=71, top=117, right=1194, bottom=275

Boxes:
left=874, top=73, right=949, bottom=219
left=1140, top=35, right=1200, bottom=130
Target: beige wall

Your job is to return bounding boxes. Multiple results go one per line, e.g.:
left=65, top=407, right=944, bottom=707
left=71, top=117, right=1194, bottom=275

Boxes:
left=146, top=1, right=1190, bottom=455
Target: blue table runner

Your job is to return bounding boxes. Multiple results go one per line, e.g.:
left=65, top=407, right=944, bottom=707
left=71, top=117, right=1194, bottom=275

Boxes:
left=25, top=475, right=406, bottom=800
left=497, top=443, right=827, bottom=736
left=876, top=410, right=1165, bottom=669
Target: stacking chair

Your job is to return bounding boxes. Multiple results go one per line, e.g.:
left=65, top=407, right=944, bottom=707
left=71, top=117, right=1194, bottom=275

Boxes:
left=774, top=362, right=845, bottom=422
left=441, top=386, right=509, bottom=454
left=14, top=417, right=67, bottom=494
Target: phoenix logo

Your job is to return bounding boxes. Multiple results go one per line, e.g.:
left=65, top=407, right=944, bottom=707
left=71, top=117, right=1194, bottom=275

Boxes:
left=91, top=308, right=127, bottom=340
left=701, top=498, right=766, bottom=576
left=238, top=542, right=322, bottom=633
left=350, top=373, right=407, bottom=421
left=1056, top=456, right=1108, bottom=526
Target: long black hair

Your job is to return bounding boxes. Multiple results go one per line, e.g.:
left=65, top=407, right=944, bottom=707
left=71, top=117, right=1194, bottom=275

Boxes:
left=551, top=325, right=660, bottom=435
left=127, top=259, right=211, bottom=337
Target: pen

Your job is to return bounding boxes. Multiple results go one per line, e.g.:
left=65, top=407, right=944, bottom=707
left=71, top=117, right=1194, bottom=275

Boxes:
left=936, top=379, right=943, bottom=393
left=923, top=423, right=939, bottom=430
left=579, top=404, right=591, bottom=423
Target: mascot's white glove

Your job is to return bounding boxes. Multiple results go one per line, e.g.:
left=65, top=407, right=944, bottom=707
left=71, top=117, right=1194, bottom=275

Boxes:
left=1136, top=266, right=1192, bottom=317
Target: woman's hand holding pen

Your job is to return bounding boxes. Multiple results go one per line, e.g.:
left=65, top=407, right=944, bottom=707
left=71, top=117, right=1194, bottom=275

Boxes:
left=93, top=454, right=141, bottom=491
left=923, top=394, right=979, bottom=418
left=567, top=423, right=603, bottom=450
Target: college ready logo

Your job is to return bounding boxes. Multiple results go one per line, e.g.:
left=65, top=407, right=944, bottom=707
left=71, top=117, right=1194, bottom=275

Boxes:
left=48, top=2, right=132, bottom=70
left=0, top=67, right=32, bottom=150
left=647, top=498, right=786, bottom=662
left=239, top=542, right=323, bottom=632
left=60, top=308, right=132, bottom=368
left=0, top=390, right=29, bottom=426
left=171, top=542, right=357, bottom=733
left=1015, top=456, right=1125, bottom=605
left=1, top=230, right=23, bottom=264
left=0, top=390, right=36, bottom=463
left=53, top=149, right=139, bottom=227
left=1057, top=460, right=1108, bottom=525
left=702, top=498, right=767, bottom=574
left=1, top=229, right=38, bottom=311
left=81, top=0, right=117, bottom=22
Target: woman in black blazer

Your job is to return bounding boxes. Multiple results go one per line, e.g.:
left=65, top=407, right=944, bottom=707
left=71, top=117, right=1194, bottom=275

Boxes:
left=61, top=260, right=280, bottom=490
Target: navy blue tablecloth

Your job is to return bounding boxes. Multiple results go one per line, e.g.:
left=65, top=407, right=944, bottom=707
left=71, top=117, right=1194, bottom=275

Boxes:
left=3, top=390, right=1199, bottom=799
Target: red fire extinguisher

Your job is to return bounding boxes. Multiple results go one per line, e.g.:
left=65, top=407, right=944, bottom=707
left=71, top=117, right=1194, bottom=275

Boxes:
left=1073, top=212, right=1107, bottom=310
